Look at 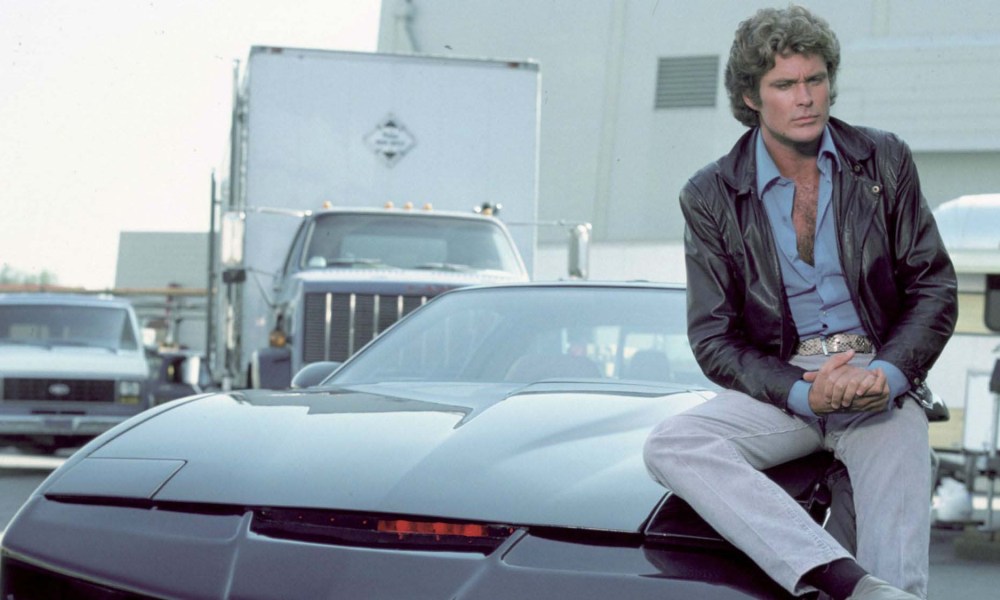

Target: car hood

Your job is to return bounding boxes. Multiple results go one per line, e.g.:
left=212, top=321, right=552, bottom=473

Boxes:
left=0, top=345, right=148, bottom=377
left=48, top=382, right=709, bottom=532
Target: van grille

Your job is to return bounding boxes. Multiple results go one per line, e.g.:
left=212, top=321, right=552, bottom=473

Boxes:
left=1, top=378, right=116, bottom=402
left=302, top=293, right=428, bottom=362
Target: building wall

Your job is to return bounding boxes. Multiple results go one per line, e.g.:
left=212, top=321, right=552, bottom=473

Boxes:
left=379, top=0, right=1000, bottom=282
left=115, top=231, right=209, bottom=351
left=115, top=232, right=209, bottom=289
left=378, top=1, right=1000, bottom=427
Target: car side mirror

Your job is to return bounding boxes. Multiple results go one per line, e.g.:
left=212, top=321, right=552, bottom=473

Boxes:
left=986, top=274, right=1000, bottom=332
left=290, top=361, right=342, bottom=389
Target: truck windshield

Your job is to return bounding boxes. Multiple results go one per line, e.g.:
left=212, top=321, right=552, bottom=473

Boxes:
left=301, top=213, right=524, bottom=275
left=0, top=304, right=140, bottom=351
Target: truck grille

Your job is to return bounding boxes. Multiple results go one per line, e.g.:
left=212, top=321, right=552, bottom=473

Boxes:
left=1, top=378, right=116, bottom=402
left=302, top=293, right=428, bottom=362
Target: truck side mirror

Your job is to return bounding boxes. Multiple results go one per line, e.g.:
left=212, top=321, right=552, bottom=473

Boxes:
left=986, top=274, right=1000, bottom=332
left=568, top=223, right=591, bottom=280
left=222, top=268, right=247, bottom=284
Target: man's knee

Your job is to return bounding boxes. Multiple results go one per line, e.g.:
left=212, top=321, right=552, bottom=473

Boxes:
left=643, top=415, right=719, bottom=486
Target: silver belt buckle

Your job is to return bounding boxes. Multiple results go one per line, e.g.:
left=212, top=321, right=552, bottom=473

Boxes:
left=820, top=337, right=830, bottom=356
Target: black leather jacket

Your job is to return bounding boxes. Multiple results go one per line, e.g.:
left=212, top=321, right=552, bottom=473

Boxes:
left=681, top=117, right=957, bottom=410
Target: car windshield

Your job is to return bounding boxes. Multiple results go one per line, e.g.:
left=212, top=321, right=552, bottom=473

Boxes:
left=0, top=304, right=140, bottom=351
left=330, top=286, right=716, bottom=388
left=301, top=213, right=524, bottom=275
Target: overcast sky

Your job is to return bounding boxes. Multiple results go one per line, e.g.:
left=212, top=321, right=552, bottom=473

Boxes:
left=0, top=0, right=382, bottom=289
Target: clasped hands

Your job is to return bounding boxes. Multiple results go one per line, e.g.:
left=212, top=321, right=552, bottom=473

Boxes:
left=802, top=349, right=889, bottom=414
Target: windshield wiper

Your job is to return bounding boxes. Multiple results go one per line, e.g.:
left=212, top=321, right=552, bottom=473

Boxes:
left=324, top=258, right=386, bottom=268
left=412, top=262, right=475, bottom=272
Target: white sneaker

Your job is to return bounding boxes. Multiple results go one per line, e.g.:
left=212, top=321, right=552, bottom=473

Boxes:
left=847, top=575, right=921, bottom=599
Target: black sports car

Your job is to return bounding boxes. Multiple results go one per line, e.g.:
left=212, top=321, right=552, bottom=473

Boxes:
left=1, top=282, right=844, bottom=599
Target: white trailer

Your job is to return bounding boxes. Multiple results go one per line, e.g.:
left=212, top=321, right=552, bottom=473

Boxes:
left=211, top=47, right=543, bottom=387
left=926, top=194, right=1000, bottom=455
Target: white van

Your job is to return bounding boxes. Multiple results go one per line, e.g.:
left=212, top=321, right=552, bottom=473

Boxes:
left=0, top=293, right=151, bottom=454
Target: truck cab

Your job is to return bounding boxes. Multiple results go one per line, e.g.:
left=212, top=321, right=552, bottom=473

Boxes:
left=244, top=206, right=529, bottom=388
left=0, top=293, right=151, bottom=454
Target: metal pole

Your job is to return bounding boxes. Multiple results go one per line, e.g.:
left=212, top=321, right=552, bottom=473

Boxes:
left=223, top=58, right=241, bottom=389
left=206, top=171, right=217, bottom=365
left=982, top=358, right=1000, bottom=539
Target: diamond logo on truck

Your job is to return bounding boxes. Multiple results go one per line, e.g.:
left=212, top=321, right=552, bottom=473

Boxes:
left=364, top=115, right=416, bottom=167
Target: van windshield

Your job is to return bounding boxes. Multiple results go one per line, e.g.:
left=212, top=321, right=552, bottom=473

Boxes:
left=0, top=304, right=140, bottom=351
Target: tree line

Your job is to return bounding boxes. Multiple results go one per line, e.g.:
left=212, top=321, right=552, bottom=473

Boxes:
left=0, top=264, right=59, bottom=286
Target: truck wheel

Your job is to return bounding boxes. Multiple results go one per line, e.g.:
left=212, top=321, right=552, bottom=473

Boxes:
left=246, top=362, right=257, bottom=389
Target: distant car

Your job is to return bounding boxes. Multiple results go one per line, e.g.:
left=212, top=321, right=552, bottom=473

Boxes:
left=1, top=282, right=845, bottom=598
left=0, top=293, right=151, bottom=454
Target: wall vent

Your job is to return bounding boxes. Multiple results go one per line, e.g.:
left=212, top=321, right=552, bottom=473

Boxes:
left=654, top=55, right=719, bottom=109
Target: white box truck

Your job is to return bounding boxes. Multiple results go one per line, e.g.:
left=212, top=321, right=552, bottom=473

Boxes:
left=211, top=47, right=547, bottom=388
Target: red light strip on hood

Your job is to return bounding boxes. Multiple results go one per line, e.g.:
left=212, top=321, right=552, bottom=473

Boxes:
left=377, top=519, right=490, bottom=538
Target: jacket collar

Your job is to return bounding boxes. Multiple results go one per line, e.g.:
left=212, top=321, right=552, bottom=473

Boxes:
left=716, top=117, right=877, bottom=196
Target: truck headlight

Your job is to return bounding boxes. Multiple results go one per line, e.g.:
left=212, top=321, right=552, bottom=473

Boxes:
left=118, top=380, right=143, bottom=404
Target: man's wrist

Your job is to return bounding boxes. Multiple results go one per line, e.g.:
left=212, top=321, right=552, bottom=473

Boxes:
left=869, top=359, right=909, bottom=407
left=789, top=380, right=818, bottom=418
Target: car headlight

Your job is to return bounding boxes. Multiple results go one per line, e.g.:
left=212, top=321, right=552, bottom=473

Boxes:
left=117, top=380, right=143, bottom=404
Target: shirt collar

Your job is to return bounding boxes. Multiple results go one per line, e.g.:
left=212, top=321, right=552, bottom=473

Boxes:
left=754, top=126, right=841, bottom=196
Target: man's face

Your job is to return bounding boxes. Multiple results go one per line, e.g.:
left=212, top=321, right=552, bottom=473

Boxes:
left=744, top=53, right=831, bottom=152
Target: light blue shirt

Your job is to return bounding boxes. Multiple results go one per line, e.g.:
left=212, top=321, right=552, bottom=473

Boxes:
left=755, top=129, right=908, bottom=418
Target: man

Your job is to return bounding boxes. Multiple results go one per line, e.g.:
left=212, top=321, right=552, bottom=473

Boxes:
left=643, top=5, right=956, bottom=600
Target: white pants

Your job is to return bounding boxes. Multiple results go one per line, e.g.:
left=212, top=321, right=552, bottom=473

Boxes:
left=642, top=353, right=931, bottom=597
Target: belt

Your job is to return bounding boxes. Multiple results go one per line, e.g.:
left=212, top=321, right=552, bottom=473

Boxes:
left=795, top=333, right=874, bottom=356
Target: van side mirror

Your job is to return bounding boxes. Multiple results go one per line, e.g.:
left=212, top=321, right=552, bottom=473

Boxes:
left=180, top=356, right=203, bottom=388
left=986, top=274, right=1000, bottom=332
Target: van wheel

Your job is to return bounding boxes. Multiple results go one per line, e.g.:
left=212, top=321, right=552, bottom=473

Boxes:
left=18, top=441, right=60, bottom=456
